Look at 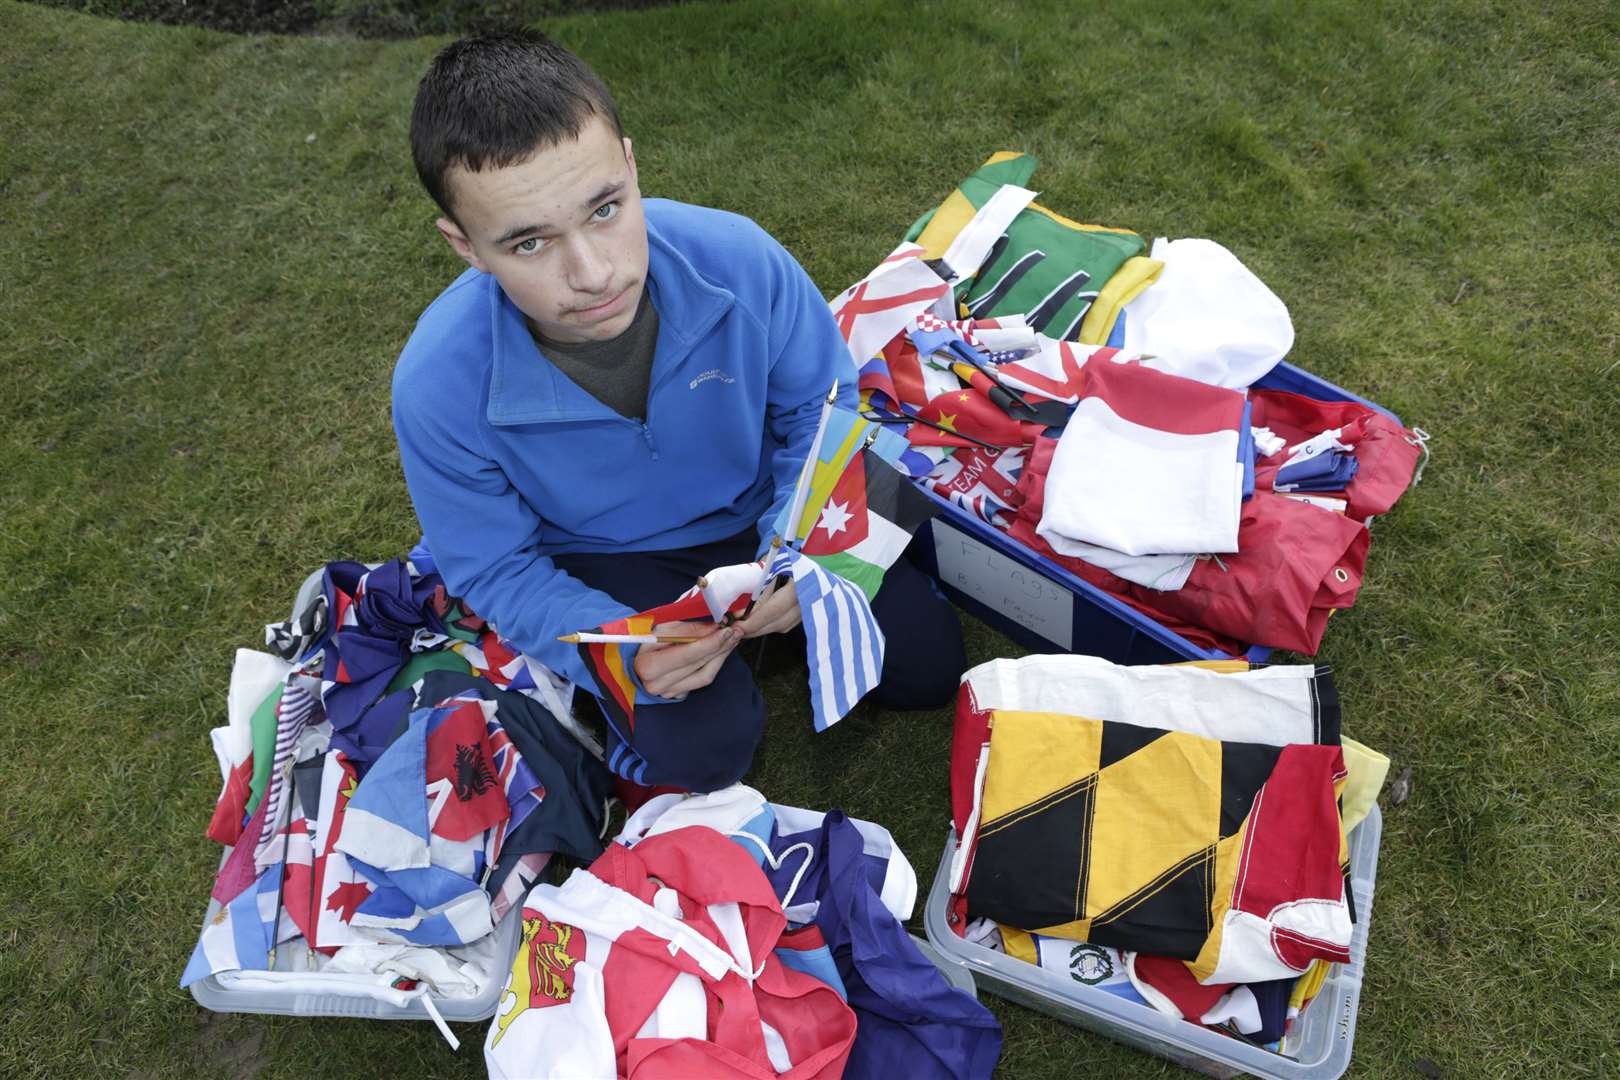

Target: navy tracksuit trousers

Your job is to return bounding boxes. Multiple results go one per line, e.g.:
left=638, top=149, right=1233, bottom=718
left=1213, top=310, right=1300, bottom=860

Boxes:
left=554, top=529, right=966, bottom=792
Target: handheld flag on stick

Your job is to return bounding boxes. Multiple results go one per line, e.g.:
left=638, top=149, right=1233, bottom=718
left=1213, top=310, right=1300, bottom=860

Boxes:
left=266, top=759, right=297, bottom=970
left=558, top=631, right=707, bottom=645
left=783, top=381, right=842, bottom=552
left=769, top=545, right=886, bottom=732
left=770, top=406, right=942, bottom=602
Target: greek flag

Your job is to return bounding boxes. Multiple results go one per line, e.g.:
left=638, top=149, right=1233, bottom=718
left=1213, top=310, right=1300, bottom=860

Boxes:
left=770, top=548, right=885, bottom=732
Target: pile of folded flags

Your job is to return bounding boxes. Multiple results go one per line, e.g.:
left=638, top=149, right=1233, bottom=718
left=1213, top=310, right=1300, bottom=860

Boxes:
left=831, top=151, right=1431, bottom=656
left=487, top=784, right=1002, bottom=1078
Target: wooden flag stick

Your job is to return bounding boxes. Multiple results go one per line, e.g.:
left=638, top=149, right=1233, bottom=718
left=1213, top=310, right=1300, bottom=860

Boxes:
left=558, top=631, right=708, bottom=645
left=781, top=380, right=840, bottom=552
left=861, top=410, right=1001, bottom=451
left=304, top=780, right=320, bottom=969
left=266, top=759, right=297, bottom=970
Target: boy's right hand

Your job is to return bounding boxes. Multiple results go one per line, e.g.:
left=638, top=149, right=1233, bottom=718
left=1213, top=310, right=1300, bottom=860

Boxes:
left=632, top=621, right=743, bottom=697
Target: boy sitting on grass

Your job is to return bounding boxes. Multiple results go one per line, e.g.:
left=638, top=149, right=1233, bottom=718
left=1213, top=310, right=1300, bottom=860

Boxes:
left=392, top=31, right=964, bottom=793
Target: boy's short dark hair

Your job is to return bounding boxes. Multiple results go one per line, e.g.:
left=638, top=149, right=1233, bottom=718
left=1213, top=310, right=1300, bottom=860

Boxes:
left=410, top=30, right=624, bottom=222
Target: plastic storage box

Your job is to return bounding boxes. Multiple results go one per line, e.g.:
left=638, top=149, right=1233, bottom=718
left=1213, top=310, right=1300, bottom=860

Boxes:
left=924, top=804, right=1383, bottom=1080
left=188, top=894, right=523, bottom=1021
left=915, top=359, right=1404, bottom=663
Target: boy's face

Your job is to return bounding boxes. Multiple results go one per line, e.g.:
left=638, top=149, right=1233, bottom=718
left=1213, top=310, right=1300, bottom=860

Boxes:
left=436, top=115, right=648, bottom=344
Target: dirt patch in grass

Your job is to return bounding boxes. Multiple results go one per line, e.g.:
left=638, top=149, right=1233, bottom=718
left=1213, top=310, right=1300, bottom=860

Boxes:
left=26, top=0, right=689, bottom=38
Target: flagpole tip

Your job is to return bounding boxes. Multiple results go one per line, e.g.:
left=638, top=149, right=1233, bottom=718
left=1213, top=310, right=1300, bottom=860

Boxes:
left=556, top=633, right=581, bottom=643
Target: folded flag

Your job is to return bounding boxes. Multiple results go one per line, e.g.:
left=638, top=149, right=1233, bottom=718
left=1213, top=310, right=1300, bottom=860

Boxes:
left=948, top=658, right=1353, bottom=985
left=907, top=311, right=1036, bottom=363
left=1273, top=428, right=1359, bottom=493
left=987, top=336, right=1114, bottom=406
left=907, top=152, right=1155, bottom=344
left=1275, top=449, right=1359, bottom=493
left=1037, top=355, right=1248, bottom=558
left=926, top=445, right=1025, bottom=528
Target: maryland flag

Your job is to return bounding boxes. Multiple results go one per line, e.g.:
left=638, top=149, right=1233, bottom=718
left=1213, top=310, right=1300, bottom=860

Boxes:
left=906, top=152, right=1161, bottom=344
left=950, top=658, right=1356, bottom=986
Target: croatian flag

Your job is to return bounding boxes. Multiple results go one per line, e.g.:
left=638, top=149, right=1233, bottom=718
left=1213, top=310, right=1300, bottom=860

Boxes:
left=1036, top=355, right=1248, bottom=559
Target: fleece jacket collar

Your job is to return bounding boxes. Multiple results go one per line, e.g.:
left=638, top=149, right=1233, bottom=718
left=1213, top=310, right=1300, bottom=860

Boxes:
left=484, top=216, right=735, bottom=426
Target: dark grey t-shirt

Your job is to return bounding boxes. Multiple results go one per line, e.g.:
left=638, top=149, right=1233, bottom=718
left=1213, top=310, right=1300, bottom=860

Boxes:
left=532, top=289, right=660, bottom=421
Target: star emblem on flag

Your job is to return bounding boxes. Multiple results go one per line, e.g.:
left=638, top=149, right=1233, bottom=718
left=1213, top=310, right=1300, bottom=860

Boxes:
left=817, top=499, right=853, bottom=538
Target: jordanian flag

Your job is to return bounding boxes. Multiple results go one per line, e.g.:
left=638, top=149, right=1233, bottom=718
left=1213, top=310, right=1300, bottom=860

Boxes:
left=772, top=408, right=937, bottom=594
left=797, top=447, right=940, bottom=601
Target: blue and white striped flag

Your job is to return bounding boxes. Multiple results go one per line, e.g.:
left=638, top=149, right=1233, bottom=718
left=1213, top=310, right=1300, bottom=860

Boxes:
left=252, top=676, right=321, bottom=863
left=770, top=547, right=886, bottom=732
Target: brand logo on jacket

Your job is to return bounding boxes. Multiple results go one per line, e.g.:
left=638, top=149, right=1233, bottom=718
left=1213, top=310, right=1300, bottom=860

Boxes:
left=689, top=369, right=737, bottom=390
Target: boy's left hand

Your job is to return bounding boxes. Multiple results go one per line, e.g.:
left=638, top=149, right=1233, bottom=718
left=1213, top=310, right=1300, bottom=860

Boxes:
left=734, top=579, right=801, bottom=637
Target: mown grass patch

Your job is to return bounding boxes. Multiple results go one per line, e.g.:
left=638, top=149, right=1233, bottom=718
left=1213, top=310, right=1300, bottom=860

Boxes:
left=2, top=0, right=1617, bottom=1076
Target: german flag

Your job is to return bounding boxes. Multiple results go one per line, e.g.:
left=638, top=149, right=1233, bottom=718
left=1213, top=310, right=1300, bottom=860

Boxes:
left=574, top=614, right=657, bottom=735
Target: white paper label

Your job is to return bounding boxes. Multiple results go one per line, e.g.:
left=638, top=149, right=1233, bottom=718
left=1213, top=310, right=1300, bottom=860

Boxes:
left=932, top=523, right=1074, bottom=650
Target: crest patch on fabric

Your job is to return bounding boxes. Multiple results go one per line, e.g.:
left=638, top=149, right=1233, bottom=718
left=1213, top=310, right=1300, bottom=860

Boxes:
left=492, top=913, right=587, bottom=1047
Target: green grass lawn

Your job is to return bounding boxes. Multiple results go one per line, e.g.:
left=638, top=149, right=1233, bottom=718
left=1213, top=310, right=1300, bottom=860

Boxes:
left=2, top=0, right=1618, bottom=1076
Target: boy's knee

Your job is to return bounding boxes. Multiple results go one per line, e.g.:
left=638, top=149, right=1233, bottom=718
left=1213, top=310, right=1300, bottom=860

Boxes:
left=632, top=661, right=765, bottom=792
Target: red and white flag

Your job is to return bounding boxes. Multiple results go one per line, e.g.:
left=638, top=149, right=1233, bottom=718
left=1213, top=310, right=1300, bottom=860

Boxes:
left=830, top=243, right=952, bottom=370
left=1037, top=355, right=1247, bottom=557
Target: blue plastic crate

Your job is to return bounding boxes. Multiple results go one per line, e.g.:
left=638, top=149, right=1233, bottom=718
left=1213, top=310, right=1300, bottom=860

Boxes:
left=916, top=360, right=1403, bottom=662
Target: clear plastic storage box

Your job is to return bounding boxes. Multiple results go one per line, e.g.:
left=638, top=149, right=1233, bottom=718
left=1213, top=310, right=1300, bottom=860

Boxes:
left=187, top=898, right=523, bottom=1022
left=924, top=804, right=1383, bottom=1080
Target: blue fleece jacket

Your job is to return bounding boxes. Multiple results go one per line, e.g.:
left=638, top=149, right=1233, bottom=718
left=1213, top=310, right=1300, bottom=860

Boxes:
left=392, top=199, right=858, bottom=698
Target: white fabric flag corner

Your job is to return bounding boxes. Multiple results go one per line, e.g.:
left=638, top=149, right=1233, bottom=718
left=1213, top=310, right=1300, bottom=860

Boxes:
left=1123, top=237, right=1294, bottom=389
